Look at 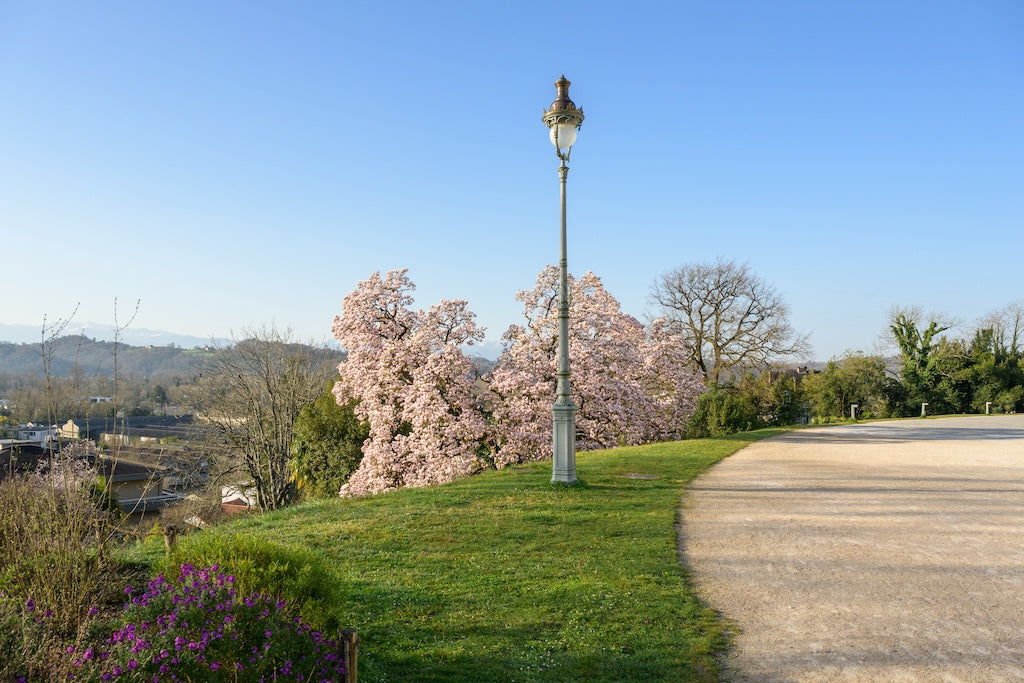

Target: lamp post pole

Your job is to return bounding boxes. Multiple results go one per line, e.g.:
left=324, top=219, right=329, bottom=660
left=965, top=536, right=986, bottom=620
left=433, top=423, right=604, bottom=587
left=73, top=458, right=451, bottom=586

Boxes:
left=543, top=75, right=584, bottom=485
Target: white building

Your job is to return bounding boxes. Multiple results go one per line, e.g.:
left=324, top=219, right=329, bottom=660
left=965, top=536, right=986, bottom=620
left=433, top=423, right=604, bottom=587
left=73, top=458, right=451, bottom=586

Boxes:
left=15, top=423, right=57, bottom=445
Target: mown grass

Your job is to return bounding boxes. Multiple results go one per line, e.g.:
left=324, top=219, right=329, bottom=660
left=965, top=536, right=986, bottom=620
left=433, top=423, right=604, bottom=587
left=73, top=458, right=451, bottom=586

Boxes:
left=129, top=429, right=783, bottom=682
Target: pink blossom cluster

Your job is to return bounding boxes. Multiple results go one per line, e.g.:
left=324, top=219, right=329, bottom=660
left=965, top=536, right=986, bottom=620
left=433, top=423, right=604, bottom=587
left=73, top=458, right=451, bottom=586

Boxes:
left=33, top=440, right=100, bottom=494
left=333, top=268, right=705, bottom=495
left=490, top=267, right=704, bottom=465
left=332, top=270, right=489, bottom=496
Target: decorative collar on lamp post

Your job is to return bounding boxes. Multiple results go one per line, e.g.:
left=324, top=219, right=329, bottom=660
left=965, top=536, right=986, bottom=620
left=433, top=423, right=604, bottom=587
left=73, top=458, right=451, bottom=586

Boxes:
left=543, top=75, right=584, bottom=161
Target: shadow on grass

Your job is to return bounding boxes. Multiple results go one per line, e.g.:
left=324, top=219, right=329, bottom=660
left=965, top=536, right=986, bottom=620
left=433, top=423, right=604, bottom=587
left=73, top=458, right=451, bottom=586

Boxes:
left=348, top=601, right=720, bottom=683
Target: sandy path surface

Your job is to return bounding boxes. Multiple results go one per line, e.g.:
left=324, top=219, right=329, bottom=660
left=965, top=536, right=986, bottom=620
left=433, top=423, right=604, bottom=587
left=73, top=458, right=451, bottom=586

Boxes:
left=680, top=416, right=1024, bottom=682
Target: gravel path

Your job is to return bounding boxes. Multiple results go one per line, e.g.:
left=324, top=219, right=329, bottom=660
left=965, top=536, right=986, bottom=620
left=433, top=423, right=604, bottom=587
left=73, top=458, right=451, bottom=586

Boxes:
left=680, top=416, right=1024, bottom=682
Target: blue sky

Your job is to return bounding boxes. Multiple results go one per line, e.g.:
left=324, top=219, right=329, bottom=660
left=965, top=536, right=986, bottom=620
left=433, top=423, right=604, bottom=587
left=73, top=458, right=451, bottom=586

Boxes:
left=2, top=1, right=1021, bottom=360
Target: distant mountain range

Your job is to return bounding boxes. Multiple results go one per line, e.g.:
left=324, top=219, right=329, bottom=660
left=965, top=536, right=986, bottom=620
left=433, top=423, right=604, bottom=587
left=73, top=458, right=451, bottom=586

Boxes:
left=0, top=323, right=504, bottom=360
left=0, top=322, right=227, bottom=349
left=0, top=322, right=501, bottom=378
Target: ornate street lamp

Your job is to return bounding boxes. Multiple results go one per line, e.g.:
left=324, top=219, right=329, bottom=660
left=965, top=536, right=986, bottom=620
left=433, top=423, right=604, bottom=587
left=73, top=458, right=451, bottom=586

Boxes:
left=542, top=75, right=584, bottom=484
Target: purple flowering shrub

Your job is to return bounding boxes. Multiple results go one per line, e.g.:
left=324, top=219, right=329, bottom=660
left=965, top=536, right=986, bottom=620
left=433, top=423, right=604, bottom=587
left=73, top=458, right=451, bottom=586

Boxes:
left=70, top=563, right=345, bottom=682
left=0, top=592, right=80, bottom=681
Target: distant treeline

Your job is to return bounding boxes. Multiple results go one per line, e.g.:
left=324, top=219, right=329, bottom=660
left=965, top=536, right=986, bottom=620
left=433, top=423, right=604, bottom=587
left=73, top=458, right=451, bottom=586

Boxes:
left=0, top=335, right=351, bottom=379
left=0, top=335, right=221, bottom=378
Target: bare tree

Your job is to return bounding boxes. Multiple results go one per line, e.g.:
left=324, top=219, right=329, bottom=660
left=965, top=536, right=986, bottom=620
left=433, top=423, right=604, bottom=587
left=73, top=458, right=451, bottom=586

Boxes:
left=649, top=259, right=810, bottom=384
left=977, top=301, right=1024, bottom=358
left=39, top=305, right=80, bottom=426
left=190, top=325, right=334, bottom=511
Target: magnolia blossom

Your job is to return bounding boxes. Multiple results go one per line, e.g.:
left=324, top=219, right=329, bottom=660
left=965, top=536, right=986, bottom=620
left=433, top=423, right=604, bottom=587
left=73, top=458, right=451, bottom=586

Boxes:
left=35, top=440, right=99, bottom=491
left=332, top=270, right=489, bottom=496
left=489, top=267, right=704, bottom=465
left=640, top=318, right=706, bottom=440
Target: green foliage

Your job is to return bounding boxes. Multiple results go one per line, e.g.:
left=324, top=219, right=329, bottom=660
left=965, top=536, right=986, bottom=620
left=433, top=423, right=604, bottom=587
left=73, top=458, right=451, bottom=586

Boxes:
left=888, top=312, right=951, bottom=415
left=962, top=327, right=1024, bottom=413
left=885, top=312, right=1023, bottom=417
left=684, top=372, right=806, bottom=437
left=686, top=386, right=760, bottom=437
left=144, top=531, right=343, bottom=632
left=735, top=371, right=807, bottom=427
left=802, top=354, right=893, bottom=419
left=70, top=564, right=346, bottom=681
left=289, top=382, right=369, bottom=499
left=88, top=475, right=122, bottom=515
left=0, top=593, right=84, bottom=681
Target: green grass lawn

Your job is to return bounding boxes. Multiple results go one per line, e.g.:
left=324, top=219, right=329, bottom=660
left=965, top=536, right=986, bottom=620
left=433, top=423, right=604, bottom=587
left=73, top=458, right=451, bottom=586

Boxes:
left=130, top=430, right=781, bottom=682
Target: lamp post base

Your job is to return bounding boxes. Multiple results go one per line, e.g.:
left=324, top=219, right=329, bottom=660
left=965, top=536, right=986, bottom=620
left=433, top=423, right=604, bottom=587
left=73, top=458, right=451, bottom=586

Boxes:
left=551, top=402, right=577, bottom=484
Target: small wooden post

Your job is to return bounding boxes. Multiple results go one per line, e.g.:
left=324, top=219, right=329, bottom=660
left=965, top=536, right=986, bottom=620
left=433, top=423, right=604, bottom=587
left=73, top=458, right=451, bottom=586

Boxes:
left=340, top=629, right=359, bottom=683
left=162, top=524, right=178, bottom=558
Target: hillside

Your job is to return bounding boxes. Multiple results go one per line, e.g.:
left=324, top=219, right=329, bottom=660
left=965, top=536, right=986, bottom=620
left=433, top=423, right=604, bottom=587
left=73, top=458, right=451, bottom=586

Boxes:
left=0, top=335, right=344, bottom=378
left=0, top=336, right=218, bottom=377
left=129, top=431, right=782, bottom=682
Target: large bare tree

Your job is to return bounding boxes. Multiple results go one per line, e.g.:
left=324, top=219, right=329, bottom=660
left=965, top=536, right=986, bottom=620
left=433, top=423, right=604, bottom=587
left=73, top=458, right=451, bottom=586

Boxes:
left=192, top=325, right=334, bottom=510
left=649, top=259, right=810, bottom=384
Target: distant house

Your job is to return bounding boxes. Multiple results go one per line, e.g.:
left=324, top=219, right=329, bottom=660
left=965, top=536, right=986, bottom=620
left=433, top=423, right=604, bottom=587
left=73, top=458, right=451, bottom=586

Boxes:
left=0, top=442, right=181, bottom=522
left=221, top=482, right=258, bottom=514
left=95, top=456, right=182, bottom=520
left=89, top=396, right=113, bottom=404
left=15, top=423, right=57, bottom=445
left=57, top=419, right=80, bottom=440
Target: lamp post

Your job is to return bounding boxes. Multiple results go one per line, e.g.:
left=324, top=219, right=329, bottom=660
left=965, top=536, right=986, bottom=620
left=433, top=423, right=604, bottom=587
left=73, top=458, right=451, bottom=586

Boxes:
left=543, top=74, right=584, bottom=485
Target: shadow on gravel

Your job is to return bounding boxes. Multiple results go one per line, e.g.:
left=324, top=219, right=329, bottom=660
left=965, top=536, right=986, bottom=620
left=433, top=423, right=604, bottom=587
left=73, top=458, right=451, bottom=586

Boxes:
left=772, top=422, right=1024, bottom=445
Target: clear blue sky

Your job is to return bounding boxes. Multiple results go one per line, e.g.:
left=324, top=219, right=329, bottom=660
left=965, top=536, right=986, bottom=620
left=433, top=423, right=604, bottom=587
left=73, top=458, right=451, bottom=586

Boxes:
left=2, top=1, right=1022, bottom=360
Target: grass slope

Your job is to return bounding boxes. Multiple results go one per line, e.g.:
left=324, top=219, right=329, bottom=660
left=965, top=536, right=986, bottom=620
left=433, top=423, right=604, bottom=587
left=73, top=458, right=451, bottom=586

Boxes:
left=136, top=430, right=781, bottom=682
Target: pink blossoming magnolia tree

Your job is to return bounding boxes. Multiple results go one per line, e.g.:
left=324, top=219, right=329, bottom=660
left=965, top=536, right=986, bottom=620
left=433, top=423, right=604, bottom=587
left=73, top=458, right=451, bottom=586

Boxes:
left=639, top=317, right=707, bottom=441
left=332, top=270, right=489, bottom=496
left=489, top=266, right=704, bottom=466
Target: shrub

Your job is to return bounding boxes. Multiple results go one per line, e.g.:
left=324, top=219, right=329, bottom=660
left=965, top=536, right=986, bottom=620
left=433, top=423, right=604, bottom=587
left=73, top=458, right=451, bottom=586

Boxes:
left=0, top=592, right=94, bottom=681
left=289, top=386, right=368, bottom=500
left=69, top=563, right=345, bottom=682
left=686, top=386, right=760, bottom=437
left=0, top=443, right=123, bottom=632
left=151, top=531, right=342, bottom=631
